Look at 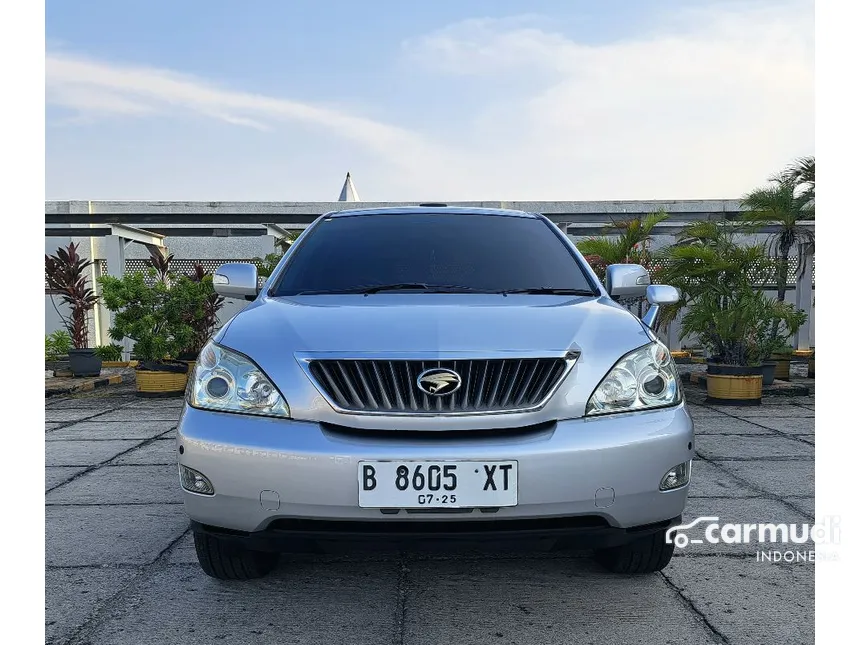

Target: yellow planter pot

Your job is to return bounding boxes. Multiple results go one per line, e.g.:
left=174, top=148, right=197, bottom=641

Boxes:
left=771, top=358, right=791, bottom=381
left=136, top=369, right=188, bottom=398
left=706, top=374, right=763, bottom=405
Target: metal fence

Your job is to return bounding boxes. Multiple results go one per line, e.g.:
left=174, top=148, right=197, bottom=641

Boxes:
left=97, top=259, right=268, bottom=288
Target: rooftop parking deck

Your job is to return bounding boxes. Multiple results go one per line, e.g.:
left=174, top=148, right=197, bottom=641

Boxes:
left=45, top=384, right=814, bottom=645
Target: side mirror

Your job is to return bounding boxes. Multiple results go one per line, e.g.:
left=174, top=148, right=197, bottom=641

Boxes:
left=646, top=284, right=679, bottom=306
left=213, top=263, right=259, bottom=301
left=605, top=264, right=650, bottom=298
left=641, top=285, right=680, bottom=329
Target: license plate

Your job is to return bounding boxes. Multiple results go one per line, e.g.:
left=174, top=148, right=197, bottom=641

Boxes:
left=357, top=460, right=518, bottom=509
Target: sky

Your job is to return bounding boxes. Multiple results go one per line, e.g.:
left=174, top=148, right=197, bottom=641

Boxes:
left=45, top=0, right=814, bottom=202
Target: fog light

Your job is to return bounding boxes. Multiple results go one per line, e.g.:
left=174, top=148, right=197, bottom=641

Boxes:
left=180, top=465, right=215, bottom=495
left=660, top=461, right=691, bottom=491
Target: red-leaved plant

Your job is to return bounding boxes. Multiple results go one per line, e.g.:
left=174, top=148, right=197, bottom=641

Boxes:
left=183, top=263, right=225, bottom=356
left=146, top=247, right=175, bottom=285
left=45, top=243, right=99, bottom=349
left=582, top=254, right=609, bottom=281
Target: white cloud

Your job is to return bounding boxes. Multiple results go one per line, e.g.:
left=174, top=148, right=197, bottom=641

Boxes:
left=45, top=1, right=813, bottom=200
left=402, top=15, right=570, bottom=76
left=46, top=52, right=433, bottom=161
left=48, top=85, right=157, bottom=117
left=402, top=1, right=814, bottom=199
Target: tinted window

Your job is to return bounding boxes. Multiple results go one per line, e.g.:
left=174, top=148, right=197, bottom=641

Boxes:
left=272, top=213, right=596, bottom=295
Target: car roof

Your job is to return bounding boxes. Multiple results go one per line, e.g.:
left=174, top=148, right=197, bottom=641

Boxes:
left=324, top=206, right=538, bottom=219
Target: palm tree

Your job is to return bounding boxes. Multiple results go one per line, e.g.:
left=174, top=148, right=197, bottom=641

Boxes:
left=577, top=210, right=669, bottom=279
left=653, top=220, right=775, bottom=332
left=773, top=156, right=815, bottom=205
left=741, top=173, right=814, bottom=303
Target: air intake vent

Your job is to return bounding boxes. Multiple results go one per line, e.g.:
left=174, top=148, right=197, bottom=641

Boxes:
left=307, top=358, right=570, bottom=415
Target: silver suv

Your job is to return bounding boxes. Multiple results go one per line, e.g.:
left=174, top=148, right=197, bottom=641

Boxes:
left=178, top=206, right=693, bottom=579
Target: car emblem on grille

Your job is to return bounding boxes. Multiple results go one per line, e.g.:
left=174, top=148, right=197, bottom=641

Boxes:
left=416, top=368, right=462, bottom=396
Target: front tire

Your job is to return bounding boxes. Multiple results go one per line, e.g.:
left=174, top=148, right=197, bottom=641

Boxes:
left=193, top=531, right=279, bottom=580
left=594, top=530, right=675, bottom=574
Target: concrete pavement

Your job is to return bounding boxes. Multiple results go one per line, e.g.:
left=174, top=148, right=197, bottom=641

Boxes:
left=45, top=385, right=815, bottom=645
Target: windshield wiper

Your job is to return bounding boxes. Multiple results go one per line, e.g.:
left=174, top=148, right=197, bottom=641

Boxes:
left=296, top=283, right=483, bottom=296
left=295, top=284, right=596, bottom=296
left=362, top=282, right=439, bottom=294
left=496, top=287, right=596, bottom=296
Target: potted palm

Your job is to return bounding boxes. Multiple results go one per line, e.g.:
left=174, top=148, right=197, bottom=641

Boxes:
left=752, top=303, right=807, bottom=387
left=683, top=288, right=803, bottom=404
left=45, top=243, right=102, bottom=377
left=681, top=287, right=766, bottom=404
left=98, top=272, right=205, bottom=397
left=655, top=220, right=801, bottom=403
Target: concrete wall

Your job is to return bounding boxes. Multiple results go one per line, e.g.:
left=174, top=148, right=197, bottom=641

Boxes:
left=45, top=295, right=70, bottom=339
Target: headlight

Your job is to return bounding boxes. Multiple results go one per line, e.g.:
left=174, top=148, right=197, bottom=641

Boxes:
left=189, top=341, right=290, bottom=418
left=586, top=342, right=680, bottom=416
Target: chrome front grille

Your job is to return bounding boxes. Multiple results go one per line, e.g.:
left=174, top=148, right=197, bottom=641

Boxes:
left=306, top=357, right=571, bottom=415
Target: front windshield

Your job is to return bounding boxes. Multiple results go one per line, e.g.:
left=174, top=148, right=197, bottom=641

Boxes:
left=271, top=213, right=597, bottom=296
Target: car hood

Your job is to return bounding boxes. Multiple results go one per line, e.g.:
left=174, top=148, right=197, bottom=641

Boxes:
left=223, top=294, right=648, bottom=353
left=217, top=294, right=655, bottom=427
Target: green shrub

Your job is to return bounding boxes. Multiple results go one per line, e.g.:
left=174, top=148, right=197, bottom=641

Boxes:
left=98, top=272, right=207, bottom=366
left=653, top=221, right=775, bottom=333
left=45, top=330, right=72, bottom=361
left=94, top=344, right=124, bottom=361
left=681, top=287, right=806, bottom=366
left=660, top=221, right=808, bottom=366
left=252, top=231, right=300, bottom=278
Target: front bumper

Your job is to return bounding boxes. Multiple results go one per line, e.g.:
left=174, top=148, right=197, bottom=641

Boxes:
left=177, top=403, right=694, bottom=534
left=190, top=514, right=683, bottom=552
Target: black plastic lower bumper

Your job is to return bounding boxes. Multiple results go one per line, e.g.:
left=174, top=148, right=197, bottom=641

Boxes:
left=190, top=514, right=682, bottom=553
